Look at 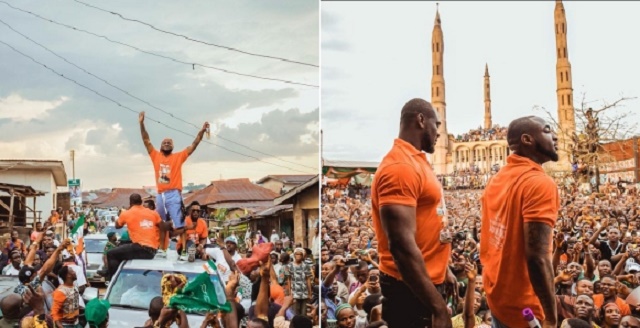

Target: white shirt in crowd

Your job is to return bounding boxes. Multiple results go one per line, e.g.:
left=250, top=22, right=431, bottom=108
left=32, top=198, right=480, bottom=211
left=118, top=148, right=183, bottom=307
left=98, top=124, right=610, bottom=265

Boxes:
left=205, top=247, right=232, bottom=283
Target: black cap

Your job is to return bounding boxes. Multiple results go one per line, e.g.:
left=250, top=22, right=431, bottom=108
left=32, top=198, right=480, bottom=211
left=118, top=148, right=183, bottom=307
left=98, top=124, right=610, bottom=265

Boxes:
left=19, top=265, right=36, bottom=284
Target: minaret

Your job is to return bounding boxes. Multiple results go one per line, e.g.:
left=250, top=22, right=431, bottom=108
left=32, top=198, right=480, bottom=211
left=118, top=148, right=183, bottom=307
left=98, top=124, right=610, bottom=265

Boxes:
left=555, top=0, right=575, bottom=168
left=484, top=64, right=492, bottom=130
left=431, top=3, right=448, bottom=174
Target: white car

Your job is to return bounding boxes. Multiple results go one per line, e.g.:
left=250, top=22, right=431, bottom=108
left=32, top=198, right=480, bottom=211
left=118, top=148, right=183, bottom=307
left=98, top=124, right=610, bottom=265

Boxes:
left=83, top=234, right=109, bottom=284
left=84, top=253, right=226, bottom=328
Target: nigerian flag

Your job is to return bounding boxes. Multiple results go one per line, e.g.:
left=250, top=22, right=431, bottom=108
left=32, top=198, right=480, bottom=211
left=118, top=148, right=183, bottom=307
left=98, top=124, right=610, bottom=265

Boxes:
left=70, top=214, right=85, bottom=254
left=168, top=263, right=232, bottom=313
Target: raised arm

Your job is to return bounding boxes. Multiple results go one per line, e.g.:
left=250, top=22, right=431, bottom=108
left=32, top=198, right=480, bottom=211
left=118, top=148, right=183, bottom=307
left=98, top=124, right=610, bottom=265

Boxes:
left=185, top=121, right=209, bottom=156
left=380, top=205, right=451, bottom=326
left=463, top=262, right=477, bottom=328
left=589, top=218, right=608, bottom=248
left=255, top=260, right=271, bottom=320
left=524, top=222, right=557, bottom=328
left=139, top=112, right=154, bottom=154
left=38, top=240, right=69, bottom=281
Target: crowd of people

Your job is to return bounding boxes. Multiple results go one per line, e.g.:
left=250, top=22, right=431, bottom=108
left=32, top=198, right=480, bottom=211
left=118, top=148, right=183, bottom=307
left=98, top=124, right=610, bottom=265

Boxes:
left=319, top=99, right=640, bottom=328
left=0, top=196, right=320, bottom=328
left=0, top=111, right=320, bottom=328
left=454, top=126, right=508, bottom=143
left=321, top=182, right=640, bottom=327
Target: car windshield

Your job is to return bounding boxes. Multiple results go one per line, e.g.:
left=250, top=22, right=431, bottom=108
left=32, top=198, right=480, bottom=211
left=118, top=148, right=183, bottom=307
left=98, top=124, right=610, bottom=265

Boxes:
left=85, top=239, right=108, bottom=253
left=101, top=226, right=127, bottom=237
left=106, top=268, right=216, bottom=314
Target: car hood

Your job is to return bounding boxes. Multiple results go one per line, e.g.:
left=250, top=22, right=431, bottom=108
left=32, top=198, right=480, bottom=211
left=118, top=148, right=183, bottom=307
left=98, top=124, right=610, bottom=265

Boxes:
left=107, top=307, right=206, bottom=328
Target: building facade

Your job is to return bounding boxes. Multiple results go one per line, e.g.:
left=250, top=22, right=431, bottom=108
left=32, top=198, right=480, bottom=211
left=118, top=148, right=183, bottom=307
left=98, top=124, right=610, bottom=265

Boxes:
left=431, top=1, right=575, bottom=176
left=0, top=160, right=67, bottom=223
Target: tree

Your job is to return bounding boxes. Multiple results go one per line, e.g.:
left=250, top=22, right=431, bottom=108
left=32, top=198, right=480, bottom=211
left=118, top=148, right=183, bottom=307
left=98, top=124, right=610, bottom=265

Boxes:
left=535, top=93, right=637, bottom=191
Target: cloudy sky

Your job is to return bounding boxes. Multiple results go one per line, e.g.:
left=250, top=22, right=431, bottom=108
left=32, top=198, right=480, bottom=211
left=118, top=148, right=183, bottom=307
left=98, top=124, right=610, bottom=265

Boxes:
left=322, top=1, right=640, bottom=162
left=0, top=0, right=319, bottom=190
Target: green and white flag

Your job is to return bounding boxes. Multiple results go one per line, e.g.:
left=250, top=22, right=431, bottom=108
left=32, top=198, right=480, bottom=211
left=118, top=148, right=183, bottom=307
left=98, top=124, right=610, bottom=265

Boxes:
left=168, top=262, right=232, bottom=313
left=67, top=214, right=85, bottom=255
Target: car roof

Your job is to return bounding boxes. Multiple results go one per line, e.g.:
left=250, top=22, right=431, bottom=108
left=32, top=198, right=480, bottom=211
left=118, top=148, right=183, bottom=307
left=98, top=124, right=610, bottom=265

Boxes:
left=122, top=252, right=210, bottom=273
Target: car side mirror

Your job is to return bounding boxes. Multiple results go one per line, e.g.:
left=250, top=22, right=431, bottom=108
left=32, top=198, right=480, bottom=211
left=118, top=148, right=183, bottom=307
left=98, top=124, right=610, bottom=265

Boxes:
left=83, top=287, right=99, bottom=302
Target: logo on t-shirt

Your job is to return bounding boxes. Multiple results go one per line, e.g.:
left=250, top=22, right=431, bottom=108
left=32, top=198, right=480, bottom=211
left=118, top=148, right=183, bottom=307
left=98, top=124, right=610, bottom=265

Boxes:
left=159, top=164, right=171, bottom=184
left=140, top=219, right=154, bottom=228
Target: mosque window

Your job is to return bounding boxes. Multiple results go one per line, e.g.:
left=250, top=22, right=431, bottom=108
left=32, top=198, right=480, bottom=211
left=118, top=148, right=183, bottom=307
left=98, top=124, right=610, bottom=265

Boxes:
left=556, top=24, right=559, bottom=34
left=562, top=95, right=565, bottom=106
left=557, top=48, right=561, bottom=58
left=563, top=48, right=566, bottom=58
left=560, top=72, right=563, bottom=82
left=562, top=23, right=565, bottom=33
left=437, top=42, right=440, bottom=52
left=568, top=96, right=572, bottom=106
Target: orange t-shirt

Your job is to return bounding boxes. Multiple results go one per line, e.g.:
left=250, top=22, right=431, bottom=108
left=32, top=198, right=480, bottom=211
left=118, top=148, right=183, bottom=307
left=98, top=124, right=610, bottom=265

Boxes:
left=372, top=138, right=451, bottom=284
left=270, top=283, right=285, bottom=305
left=480, top=154, right=560, bottom=328
left=117, top=205, right=161, bottom=249
left=186, top=217, right=208, bottom=242
left=149, top=148, right=189, bottom=193
left=51, top=285, right=80, bottom=322
left=50, top=213, right=59, bottom=224
left=592, top=294, right=631, bottom=316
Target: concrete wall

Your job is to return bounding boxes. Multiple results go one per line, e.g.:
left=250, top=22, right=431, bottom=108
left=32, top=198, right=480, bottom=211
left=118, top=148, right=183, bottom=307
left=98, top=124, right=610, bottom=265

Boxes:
left=259, top=180, right=284, bottom=195
left=292, top=186, right=319, bottom=248
left=0, top=169, right=58, bottom=223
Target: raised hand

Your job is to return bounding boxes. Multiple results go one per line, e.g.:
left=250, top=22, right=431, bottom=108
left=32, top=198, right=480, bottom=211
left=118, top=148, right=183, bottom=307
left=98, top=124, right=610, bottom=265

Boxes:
left=139, top=111, right=145, bottom=123
left=465, top=262, right=477, bottom=280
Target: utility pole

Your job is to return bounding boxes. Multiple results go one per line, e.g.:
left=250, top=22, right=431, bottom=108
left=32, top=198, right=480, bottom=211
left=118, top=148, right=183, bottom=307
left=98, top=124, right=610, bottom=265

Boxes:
left=70, top=150, right=75, bottom=179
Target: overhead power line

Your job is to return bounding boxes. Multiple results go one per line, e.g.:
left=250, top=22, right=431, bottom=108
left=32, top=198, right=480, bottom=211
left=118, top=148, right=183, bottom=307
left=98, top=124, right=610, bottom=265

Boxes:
left=72, top=0, right=318, bottom=68
left=0, top=18, right=317, bottom=171
left=0, top=1, right=318, bottom=88
left=0, top=38, right=317, bottom=175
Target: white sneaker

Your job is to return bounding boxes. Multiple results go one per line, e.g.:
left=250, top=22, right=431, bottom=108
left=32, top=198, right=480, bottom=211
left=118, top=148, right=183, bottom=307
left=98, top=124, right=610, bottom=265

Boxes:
left=178, top=251, right=188, bottom=261
left=155, top=249, right=167, bottom=259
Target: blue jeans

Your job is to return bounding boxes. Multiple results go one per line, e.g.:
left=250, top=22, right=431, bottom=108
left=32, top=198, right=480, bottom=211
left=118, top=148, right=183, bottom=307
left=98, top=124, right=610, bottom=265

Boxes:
left=156, top=189, right=185, bottom=229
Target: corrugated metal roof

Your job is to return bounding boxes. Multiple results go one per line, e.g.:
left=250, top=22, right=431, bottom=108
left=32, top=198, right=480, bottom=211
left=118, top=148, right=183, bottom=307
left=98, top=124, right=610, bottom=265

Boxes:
left=253, top=204, right=292, bottom=217
left=207, top=201, right=275, bottom=211
left=0, top=159, right=68, bottom=186
left=88, top=188, right=154, bottom=208
left=256, top=174, right=316, bottom=184
left=183, top=178, right=278, bottom=206
left=322, top=159, right=380, bottom=169
left=274, top=175, right=319, bottom=205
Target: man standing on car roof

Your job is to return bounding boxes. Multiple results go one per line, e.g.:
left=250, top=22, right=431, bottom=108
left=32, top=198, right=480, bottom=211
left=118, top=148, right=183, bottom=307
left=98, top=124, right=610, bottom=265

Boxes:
left=139, top=111, right=209, bottom=261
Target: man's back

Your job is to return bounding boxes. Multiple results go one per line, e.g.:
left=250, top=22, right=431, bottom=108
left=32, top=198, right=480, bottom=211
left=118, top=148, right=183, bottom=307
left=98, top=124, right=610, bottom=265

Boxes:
left=480, top=154, right=560, bottom=327
left=117, top=206, right=161, bottom=248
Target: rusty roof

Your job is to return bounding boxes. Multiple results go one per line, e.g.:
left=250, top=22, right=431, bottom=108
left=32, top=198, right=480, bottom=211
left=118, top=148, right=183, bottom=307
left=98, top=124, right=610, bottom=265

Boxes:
left=601, top=138, right=638, bottom=162
left=87, top=188, right=154, bottom=208
left=275, top=175, right=319, bottom=205
left=183, top=178, right=278, bottom=207
left=256, top=174, right=317, bottom=184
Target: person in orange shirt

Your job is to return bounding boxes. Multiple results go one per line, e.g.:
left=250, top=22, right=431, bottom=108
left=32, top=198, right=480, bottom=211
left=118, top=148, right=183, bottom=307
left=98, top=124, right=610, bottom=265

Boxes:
left=5, top=230, right=27, bottom=256
left=592, top=275, right=631, bottom=316
left=176, top=202, right=209, bottom=261
left=139, top=111, right=209, bottom=261
left=480, top=116, right=560, bottom=328
left=51, top=265, right=81, bottom=327
left=371, top=98, right=452, bottom=328
left=101, top=193, right=161, bottom=282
